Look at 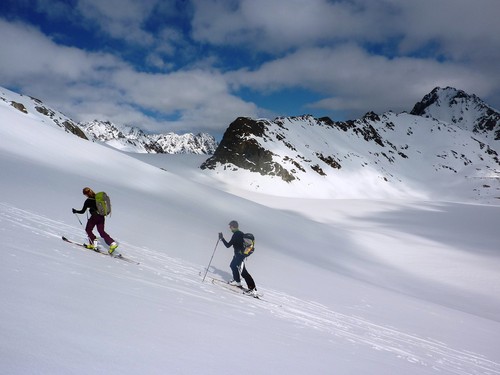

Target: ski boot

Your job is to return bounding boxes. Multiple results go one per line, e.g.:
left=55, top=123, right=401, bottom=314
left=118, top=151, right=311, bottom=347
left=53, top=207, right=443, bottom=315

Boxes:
left=108, top=242, right=119, bottom=255
left=244, top=288, right=259, bottom=298
left=228, top=280, right=242, bottom=288
left=85, top=240, right=99, bottom=251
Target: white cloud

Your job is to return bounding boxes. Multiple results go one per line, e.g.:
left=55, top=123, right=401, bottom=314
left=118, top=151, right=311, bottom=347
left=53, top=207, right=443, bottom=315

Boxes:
left=0, top=19, right=123, bottom=83
left=189, top=0, right=500, bottom=115
left=76, top=0, right=158, bottom=45
left=109, top=68, right=260, bottom=129
left=391, top=0, right=500, bottom=59
left=0, top=19, right=258, bottom=133
left=191, top=0, right=500, bottom=60
left=191, top=0, right=364, bottom=51
left=228, top=45, right=495, bottom=116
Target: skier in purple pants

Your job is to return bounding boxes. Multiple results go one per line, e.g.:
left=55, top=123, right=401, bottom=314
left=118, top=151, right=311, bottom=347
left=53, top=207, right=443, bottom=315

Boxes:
left=72, top=187, right=118, bottom=254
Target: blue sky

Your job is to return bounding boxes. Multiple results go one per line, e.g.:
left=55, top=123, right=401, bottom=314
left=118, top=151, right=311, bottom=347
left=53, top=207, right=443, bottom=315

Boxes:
left=1, top=0, right=499, bottom=137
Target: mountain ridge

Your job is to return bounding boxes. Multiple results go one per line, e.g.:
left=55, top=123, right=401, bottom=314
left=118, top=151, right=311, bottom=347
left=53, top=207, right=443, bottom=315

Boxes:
left=201, top=87, right=500, bottom=201
left=80, top=120, right=217, bottom=154
left=0, top=86, right=217, bottom=155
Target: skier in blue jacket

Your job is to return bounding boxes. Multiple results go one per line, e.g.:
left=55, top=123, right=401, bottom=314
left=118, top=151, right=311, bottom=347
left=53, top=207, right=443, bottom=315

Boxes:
left=219, top=220, right=257, bottom=297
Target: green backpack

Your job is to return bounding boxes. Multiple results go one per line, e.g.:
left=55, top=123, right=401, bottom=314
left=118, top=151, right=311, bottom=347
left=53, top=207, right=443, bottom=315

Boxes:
left=95, top=191, right=111, bottom=216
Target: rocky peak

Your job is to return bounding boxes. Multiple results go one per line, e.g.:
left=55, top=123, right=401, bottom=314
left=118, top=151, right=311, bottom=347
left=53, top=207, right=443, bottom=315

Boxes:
left=201, top=117, right=295, bottom=181
left=411, top=87, right=500, bottom=140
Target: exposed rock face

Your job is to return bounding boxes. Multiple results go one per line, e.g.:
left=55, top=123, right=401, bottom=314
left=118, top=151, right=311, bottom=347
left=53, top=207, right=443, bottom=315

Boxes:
left=1, top=92, right=89, bottom=140
left=11, top=101, right=28, bottom=114
left=201, top=117, right=295, bottom=181
left=200, top=113, right=404, bottom=182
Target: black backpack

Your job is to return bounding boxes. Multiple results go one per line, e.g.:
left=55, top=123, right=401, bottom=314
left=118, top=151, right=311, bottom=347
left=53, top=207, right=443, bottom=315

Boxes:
left=242, top=233, right=255, bottom=256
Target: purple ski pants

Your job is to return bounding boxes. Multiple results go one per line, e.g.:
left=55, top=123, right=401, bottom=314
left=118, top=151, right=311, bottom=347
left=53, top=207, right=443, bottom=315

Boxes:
left=86, top=214, right=114, bottom=246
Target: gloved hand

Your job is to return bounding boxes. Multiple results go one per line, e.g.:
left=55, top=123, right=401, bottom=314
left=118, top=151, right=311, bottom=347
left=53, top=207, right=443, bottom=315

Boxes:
left=218, top=232, right=223, bottom=240
left=72, top=208, right=77, bottom=214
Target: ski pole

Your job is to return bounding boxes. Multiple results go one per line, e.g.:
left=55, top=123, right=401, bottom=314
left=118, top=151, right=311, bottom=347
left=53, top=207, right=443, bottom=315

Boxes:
left=74, top=213, right=83, bottom=226
left=202, top=238, right=220, bottom=282
left=75, top=212, right=94, bottom=245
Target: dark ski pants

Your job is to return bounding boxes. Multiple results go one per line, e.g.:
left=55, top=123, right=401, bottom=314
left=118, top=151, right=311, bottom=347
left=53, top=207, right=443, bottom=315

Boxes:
left=230, top=253, right=256, bottom=290
left=86, top=214, right=114, bottom=246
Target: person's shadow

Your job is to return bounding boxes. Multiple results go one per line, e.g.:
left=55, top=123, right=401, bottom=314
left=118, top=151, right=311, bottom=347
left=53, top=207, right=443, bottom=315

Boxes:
left=206, top=266, right=232, bottom=280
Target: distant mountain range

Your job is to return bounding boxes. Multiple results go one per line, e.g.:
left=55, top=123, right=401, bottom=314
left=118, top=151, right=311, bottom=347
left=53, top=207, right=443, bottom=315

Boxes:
left=0, top=87, right=217, bottom=155
left=79, top=120, right=217, bottom=154
left=201, top=87, right=500, bottom=201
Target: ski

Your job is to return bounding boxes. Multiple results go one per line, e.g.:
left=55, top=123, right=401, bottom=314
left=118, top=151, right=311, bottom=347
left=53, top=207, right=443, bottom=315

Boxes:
left=209, top=277, right=263, bottom=299
left=62, top=236, right=104, bottom=252
left=61, top=236, right=139, bottom=264
left=204, top=275, right=283, bottom=307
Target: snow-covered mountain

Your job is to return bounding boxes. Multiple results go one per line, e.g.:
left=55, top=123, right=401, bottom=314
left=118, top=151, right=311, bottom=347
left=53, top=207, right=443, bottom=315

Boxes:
left=80, top=120, right=217, bottom=154
left=201, top=87, right=500, bottom=202
left=411, top=87, right=500, bottom=140
left=0, top=86, right=217, bottom=155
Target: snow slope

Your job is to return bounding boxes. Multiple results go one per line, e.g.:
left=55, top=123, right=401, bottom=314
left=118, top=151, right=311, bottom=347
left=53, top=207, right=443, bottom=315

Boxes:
left=1, top=97, right=500, bottom=374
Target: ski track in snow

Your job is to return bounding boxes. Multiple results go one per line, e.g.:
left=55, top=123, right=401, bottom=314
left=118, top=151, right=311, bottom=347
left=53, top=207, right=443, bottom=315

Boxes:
left=1, top=202, right=499, bottom=375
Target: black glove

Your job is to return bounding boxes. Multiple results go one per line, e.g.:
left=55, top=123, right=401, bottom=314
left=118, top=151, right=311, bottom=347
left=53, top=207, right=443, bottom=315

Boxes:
left=72, top=208, right=77, bottom=214
left=218, top=232, right=223, bottom=240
